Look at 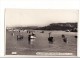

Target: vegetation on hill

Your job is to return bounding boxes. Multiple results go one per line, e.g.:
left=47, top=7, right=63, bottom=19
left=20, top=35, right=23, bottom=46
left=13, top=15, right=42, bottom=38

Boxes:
left=7, top=23, right=77, bottom=32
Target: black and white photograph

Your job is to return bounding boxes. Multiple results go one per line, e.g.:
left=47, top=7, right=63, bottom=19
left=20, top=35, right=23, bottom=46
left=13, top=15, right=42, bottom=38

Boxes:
left=5, top=9, right=78, bottom=56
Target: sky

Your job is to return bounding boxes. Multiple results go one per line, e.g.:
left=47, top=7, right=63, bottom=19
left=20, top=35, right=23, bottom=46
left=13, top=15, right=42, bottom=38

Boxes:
left=5, top=9, right=79, bottom=27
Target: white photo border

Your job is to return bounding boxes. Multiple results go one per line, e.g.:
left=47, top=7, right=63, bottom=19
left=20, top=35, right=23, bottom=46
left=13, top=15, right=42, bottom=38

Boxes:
left=0, top=0, right=80, bottom=57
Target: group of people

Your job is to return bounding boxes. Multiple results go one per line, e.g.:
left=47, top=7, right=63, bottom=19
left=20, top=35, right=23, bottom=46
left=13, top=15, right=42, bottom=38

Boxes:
left=16, top=30, right=37, bottom=45
left=27, top=31, right=68, bottom=47
left=11, top=30, right=77, bottom=48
